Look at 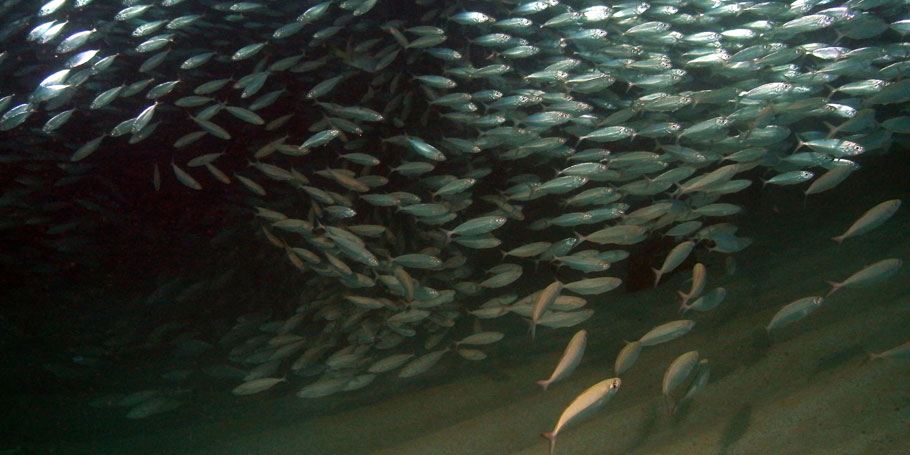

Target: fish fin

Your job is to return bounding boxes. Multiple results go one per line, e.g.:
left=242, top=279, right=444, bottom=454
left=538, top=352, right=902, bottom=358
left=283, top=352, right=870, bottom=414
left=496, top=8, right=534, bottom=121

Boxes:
left=535, top=380, right=549, bottom=391
left=441, top=228, right=453, bottom=244
left=822, top=121, right=839, bottom=138
left=831, top=235, right=845, bottom=244
left=677, top=290, right=689, bottom=305
left=541, top=432, right=556, bottom=455
left=652, top=267, right=662, bottom=288
left=522, top=317, right=536, bottom=341
left=861, top=351, right=877, bottom=366
left=572, top=230, right=586, bottom=246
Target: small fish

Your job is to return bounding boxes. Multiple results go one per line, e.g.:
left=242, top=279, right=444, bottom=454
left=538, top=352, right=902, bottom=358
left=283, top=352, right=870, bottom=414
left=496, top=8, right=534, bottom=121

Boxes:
left=678, top=263, right=707, bottom=310
left=367, top=353, right=414, bottom=373
left=531, top=281, right=564, bottom=340
left=152, top=163, right=160, bottom=191
left=639, top=320, right=696, bottom=347
left=171, top=161, right=202, bottom=190
left=455, top=331, right=504, bottom=347
left=832, top=199, right=901, bottom=243
left=827, top=259, right=902, bottom=296
left=682, top=287, right=727, bottom=314
left=232, top=377, right=286, bottom=395
left=542, top=378, right=621, bottom=455
left=536, top=330, right=586, bottom=391
left=767, top=296, right=824, bottom=331
left=296, top=377, right=349, bottom=398
left=614, top=340, right=642, bottom=375
left=398, top=348, right=449, bottom=378
left=654, top=241, right=695, bottom=288
left=869, top=341, right=910, bottom=360
left=663, top=351, right=699, bottom=397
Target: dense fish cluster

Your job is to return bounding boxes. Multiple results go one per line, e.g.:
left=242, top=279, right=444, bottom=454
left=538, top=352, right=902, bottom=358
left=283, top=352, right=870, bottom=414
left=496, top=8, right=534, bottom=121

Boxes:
left=2, top=0, right=908, bottom=446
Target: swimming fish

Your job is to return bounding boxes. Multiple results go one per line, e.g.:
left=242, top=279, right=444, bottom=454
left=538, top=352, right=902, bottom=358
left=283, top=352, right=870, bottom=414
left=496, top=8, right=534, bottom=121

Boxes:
left=827, top=259, right=903, bottom=296
left=832, top=199, right=901, bottom=243
left=536, top=330, right=586, bottom=391
left=767, top=296, right=824, bottom=331
left=542, top=378, right=621, bottom=455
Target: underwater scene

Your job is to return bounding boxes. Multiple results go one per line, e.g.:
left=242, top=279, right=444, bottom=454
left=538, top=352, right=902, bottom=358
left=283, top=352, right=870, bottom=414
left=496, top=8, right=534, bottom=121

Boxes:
left=0, top=0, right=909, bottom=453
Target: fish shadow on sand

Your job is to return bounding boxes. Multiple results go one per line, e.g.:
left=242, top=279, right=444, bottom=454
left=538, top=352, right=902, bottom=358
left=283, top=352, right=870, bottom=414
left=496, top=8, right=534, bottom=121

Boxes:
left=614, top=403, right=659, bottom=453
left=808, top=344, right=866, bottom=379
left=743, top=328, right=773, bottom=367
left=717, top=404, right=752, bottom=455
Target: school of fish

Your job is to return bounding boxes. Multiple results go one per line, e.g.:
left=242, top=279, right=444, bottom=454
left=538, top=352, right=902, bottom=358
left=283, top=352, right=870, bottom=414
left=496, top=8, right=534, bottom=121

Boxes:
left=1, top=0, right=908, bottom=451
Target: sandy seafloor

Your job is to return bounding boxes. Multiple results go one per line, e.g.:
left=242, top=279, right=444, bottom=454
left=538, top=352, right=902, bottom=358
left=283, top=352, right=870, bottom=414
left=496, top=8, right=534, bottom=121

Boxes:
left=2, top=153, right=909, bottom=455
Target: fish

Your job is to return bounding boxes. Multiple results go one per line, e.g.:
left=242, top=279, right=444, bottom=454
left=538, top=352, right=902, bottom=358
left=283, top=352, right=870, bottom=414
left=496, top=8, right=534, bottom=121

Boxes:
left=531, top=281, right=563, bottom=341
left=542, top=378, right=621, bottom=455
left=171, top=161, right=202, bottom=190
left=767, top=296, right=825, bottom=331
left=232, top=377, right=286, bottom=396
left=869, top=341, right=910, bottom=360
left=653, top=241, right=695, bottom=287
left=832, top=199, right=901, bottom=243
left=614, top=340, right=642, bottom=376
left=126, top=397, right=181, bottom=419
left=681, top=287, right=727, bottom=314
left=398, top=349, right=449, bottom=378
left=639, top=320, right=696, bottom=347
left=679, top=359, right=710, bottom=406
left=3, top=0, right=910, bottom=412
left=663, top=351, right=699, bottom=397
left=678, top=263, right=707, bottom=309
left=827, top=259, right=903, bottom=296
left=296, top=377, right=350, bottom=398
left=536, top=330, right=586, bottom=391
left=367, top=353, right=414, bottom=373
left=455, top=331, right=504, bottom=347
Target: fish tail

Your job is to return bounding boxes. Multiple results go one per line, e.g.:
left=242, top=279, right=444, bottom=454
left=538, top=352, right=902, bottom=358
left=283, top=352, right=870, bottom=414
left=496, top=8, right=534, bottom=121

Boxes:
left=535, top=380, right=549, bottom=391
left=677, top=290, right=689, bottom=304
left=826, top=281, right=841, bottom=297
left=652, top=267, right=662, bottom=288
left=541, top=432, right=556, bottom=455
left=572, top=230, right=586, bottom=246
left=831, top=235, right=844, bottom=244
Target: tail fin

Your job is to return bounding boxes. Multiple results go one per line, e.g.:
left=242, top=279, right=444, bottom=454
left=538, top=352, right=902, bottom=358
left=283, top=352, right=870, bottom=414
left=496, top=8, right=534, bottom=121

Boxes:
left=653, top=267, right=662, bottom=288
left=677, top=290, right=690, bottom=306
left=536, top=380, right=550, bottom=391
left=572, top=230, right=586, bottom=247
left=541, top=432, right=556, bottom=455
left=826, top=280, right=841, bottom=297
left=831, top=235, right=845, bottom=244
left=525, top=317, right=537, bottom=342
